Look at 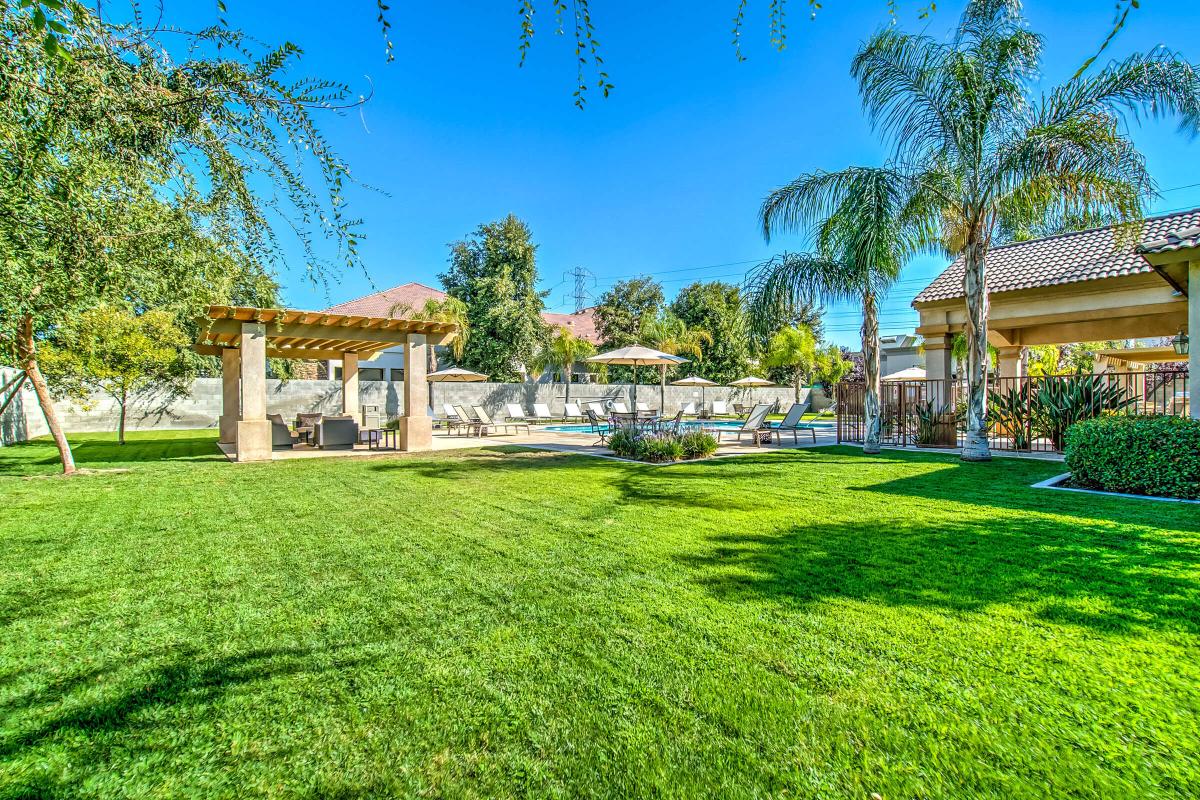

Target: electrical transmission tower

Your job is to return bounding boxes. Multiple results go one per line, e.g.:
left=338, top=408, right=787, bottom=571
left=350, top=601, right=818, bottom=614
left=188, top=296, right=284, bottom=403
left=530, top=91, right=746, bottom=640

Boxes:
left=564, top=266, right=595, bottom=313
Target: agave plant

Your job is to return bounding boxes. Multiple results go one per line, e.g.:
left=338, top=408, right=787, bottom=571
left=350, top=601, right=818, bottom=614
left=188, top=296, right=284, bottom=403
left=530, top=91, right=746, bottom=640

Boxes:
left=1033, top=374, right=1135, bottom=451
left=987, top=386, right=1033, bottom=451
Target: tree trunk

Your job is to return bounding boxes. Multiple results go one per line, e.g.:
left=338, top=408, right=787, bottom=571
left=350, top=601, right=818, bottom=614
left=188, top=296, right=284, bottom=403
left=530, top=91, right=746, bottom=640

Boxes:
left=118, top=386, right=127, bottom=445
left=961, top=238, right=992, bottom=461
left=861, top=290, right=882, bottom=455
left=565, top=360, right=572, bottom=404
left=793, top=369, right=802, bottom=404
left=15, top=314, right=76, bottom=474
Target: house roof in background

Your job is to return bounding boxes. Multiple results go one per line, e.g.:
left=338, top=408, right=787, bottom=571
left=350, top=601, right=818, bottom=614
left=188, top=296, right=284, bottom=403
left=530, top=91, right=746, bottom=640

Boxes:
left=1137, top=223, right=1200, bottom=255
left=913, top=208, right=1200, bottom=305
left=325, top=282, right=602, bottom=343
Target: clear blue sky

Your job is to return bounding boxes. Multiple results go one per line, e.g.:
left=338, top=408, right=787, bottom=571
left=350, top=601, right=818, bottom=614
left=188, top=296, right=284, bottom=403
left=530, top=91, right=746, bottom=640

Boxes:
left=178, top=1, right=1200, bottom=347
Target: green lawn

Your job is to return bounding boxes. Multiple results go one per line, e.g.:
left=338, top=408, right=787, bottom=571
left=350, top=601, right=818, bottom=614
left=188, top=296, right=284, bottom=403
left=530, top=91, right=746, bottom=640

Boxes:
left=1, top=431, right=1197, bottom=798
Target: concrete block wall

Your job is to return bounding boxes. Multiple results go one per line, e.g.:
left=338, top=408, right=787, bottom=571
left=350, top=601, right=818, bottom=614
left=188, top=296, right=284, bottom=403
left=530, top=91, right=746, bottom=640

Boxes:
left=1, top=372, right=831, bottom=439
left=0, top=367, right=49, bottom=445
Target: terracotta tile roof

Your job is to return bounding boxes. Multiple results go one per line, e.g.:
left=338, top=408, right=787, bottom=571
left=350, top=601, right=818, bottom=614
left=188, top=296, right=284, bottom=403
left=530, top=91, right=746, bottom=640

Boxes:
left=324, top=282, right=448, bottom=317
left=540, top=308, right=601, bottom=344
left=913, top=208, right=1200, bottom=305
left=324, top=282, right=602, bottom=343
left=1137, top=223, right=1200, bottom=255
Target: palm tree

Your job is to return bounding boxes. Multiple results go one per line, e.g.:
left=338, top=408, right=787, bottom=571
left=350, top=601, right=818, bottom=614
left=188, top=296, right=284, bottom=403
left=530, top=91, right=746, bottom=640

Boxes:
left=391, top=297, right=470, bottom=374
left=750, top=166, right=934, bottom=454
left=532, top=327, right=596, bottom=404
left=640, top=312, right=712, bottom=411
left=763, top=325, right=817, bottom=403
left=848, top=0, right=1200, bottom=459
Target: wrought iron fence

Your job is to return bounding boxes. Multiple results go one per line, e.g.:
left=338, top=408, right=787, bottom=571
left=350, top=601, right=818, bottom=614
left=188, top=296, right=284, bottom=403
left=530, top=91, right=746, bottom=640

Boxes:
left=836, top=370, right=1189, bottom=453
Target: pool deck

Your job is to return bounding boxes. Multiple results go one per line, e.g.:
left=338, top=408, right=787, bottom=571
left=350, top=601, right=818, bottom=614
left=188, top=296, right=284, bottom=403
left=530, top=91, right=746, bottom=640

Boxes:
left=218, top=422, right=1063, bottom=463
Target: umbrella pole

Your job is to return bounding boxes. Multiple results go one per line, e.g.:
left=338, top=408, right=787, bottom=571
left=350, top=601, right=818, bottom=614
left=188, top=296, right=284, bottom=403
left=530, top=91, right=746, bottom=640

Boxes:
left=632, top=364, right=637, bottom=410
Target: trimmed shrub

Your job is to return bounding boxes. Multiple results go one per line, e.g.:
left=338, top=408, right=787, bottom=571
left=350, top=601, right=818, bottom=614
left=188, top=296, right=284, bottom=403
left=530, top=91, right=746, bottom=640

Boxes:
left=1065, top=415, right=1200, bottom=500
left=640, top=437, right=684, bottom=463
left=679, top=429, right=718, bottom=459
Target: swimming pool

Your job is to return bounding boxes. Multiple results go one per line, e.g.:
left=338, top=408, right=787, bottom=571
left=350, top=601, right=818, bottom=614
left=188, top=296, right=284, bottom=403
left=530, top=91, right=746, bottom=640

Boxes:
left=544, top=419, right=834, bottom=434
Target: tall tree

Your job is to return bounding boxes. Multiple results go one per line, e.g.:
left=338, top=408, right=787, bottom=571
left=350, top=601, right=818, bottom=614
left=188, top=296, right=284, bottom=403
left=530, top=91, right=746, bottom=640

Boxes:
left=0, top=4, right=359, bottom=474
left=391, top=297, right=471, bottom=374
left=763, top=326, right=818, bottom=403
left=532, top=328, right=597, bottom=404
left=751, top=166, right=933, bottom=454
left=669, top=282, right=751, bottom=384
left=441, top=215, right=548, bottom=382
left=594, top=277, right=664, bottom=349
left=848, top=0, right=1200, bottom=460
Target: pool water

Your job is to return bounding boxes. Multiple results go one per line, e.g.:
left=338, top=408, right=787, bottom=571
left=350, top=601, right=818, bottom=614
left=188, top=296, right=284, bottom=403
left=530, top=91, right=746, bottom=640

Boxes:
left=544, top=419, right=833, bottom=434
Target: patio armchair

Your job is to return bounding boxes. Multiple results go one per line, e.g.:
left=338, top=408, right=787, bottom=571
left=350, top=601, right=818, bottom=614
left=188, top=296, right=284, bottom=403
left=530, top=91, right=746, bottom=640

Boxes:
left=294, top=412, right=323, bottom=443
left=718, top=403, right=774, bottom=447
left=315, top=416, right=358, bottom=450
left=732, top=403, right=751, bottom=419
left=774, top=401, right=816, bottom=444
left=268, top=413, right=295, bottom=450
left=584, top=409, right=611, bottom=444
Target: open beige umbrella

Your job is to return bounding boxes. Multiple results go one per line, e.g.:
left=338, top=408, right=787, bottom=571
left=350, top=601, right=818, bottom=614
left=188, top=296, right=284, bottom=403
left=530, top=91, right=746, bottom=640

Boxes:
left=881, top=366, right=927, bottom=382
left=730, top=376, right=774, bottom=388
left=426, top=367, right=487, bottom=411
left=671, top=374, right=719, bottom=409
left=586, top=345, right=687, bottom=411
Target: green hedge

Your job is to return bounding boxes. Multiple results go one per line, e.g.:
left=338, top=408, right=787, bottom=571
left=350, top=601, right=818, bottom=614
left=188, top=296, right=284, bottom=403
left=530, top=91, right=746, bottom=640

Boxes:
left=1064, top=415, right=1200, bottom=500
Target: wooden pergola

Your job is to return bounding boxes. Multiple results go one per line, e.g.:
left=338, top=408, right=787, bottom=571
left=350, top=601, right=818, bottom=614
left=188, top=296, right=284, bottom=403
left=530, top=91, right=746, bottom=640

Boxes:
left=194, top=305, right=458, bottom=461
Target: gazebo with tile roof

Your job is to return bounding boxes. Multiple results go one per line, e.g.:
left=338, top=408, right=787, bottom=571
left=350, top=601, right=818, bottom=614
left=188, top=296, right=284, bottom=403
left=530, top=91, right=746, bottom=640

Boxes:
left=913, top=208, right=1197, bottom=418
left=194, top=305, right=458, bottom=461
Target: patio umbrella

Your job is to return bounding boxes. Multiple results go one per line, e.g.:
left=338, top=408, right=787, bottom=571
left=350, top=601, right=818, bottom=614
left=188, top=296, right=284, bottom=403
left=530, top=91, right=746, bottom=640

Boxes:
left=671, top=374, right=719, bottom=409
left=586, top=345, right=687, bottom=411
left=426, top=367, right=487, bottom=411
left=881, top=366, right=927, bottom=381
left=730, top=376, right=774, bottom=387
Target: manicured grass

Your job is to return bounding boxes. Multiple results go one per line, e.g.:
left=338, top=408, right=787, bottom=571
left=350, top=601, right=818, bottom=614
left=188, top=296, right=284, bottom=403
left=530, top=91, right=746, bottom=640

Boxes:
left=1, top=430, right=1197, bottom=798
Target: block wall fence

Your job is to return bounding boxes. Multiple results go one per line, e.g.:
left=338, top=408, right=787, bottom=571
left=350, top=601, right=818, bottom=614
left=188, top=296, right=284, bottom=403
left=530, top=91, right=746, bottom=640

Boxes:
left=1, top=371, right=830, bottom=443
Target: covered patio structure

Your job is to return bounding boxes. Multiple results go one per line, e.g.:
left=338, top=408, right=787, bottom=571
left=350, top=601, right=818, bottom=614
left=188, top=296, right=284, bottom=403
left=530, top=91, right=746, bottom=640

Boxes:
left=913, top=209, right=1196, bottom=419
left=194, top=305, right=458, bottom=461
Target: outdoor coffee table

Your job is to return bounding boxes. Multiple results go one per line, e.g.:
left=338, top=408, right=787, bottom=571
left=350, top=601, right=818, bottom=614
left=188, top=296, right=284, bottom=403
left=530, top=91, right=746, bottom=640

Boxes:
left=366, top=428, right=398, bottom=450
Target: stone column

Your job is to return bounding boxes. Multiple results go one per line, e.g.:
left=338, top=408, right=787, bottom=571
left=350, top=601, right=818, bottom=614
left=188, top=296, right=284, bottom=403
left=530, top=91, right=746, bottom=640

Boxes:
left=342, top=352, right=360, bottom=419
left=235, top=322, right=271, bottom=461
left=218, top=347, right=240, bottom=444
left=1190, top=262, right=1199, bottom=420
left=997, top=346, right=1023, bottom=381
left=923, top=334, right=954, bottom=410
left=399, top=333, right=432, bottom=451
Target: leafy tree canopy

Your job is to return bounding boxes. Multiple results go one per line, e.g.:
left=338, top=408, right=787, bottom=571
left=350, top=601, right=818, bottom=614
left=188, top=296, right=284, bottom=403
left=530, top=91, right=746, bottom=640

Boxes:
left=669, top=282, right=751, bottom=384
left=440, top=215, right=548, bottom=382
left=594, top=277, right=665, bottom=350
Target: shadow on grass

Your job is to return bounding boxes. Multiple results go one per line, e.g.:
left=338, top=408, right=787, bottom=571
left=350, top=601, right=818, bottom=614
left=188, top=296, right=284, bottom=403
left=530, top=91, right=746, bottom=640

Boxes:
left=679, top=508, right=1200, bottom=636
left=0, top=434, right=224, bottom=476
left=0, top=643, right=371, bottom=767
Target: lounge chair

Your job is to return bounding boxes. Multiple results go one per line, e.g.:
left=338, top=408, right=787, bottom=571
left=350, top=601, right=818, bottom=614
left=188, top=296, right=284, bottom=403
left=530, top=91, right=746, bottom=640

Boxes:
left=712, top=400, right=730, bottom=417
left=612, top=402, right=630, bottom=414
left=532, top=403, right=555, bottom=422
left=505, top=403, right=530, bottom=424
left=563, top=402, right=585, bottom=421
left=680, top=401, right=697, bottom=417
left=474, top=405, right=529, bottom=435
left=449, top=405, right=483, bottom=436
left=774, top=401, right=816, bottom=444
left=587, top=402, right=608, bottom=418
left=636, top=402, right=650, bottom=413
left=718, top=403, right=773, bottom=447
left=813, top=401, right=836, bottom=421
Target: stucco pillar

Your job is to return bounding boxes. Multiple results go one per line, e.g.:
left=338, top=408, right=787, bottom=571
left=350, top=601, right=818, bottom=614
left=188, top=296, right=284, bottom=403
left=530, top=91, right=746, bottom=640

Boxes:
left=218, top=347, right=240, bottom=444
left=235, top=322, right=271, bottom=462
left=342, top=352, right=360, bottom=418
left=997, top=346, right=1023, bottom=381
left=1189, top=262, right=1199, bottom=420
left=399, top=333, right=432, bottom=451
left=923, top=334, right=954, bottom=411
